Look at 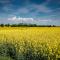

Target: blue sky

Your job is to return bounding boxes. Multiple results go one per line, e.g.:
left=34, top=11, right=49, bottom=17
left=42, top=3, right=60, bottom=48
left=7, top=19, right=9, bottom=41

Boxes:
left=0, top=0, right=60, bottom=25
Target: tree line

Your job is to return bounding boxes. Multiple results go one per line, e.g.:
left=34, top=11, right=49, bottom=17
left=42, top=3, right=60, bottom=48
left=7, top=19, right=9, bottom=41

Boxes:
left=0, top=23, right=56, bottom=27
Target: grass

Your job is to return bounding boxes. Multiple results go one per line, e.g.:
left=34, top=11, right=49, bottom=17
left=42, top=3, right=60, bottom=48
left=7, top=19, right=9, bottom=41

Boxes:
left=0, top=27, right=60, bottom=60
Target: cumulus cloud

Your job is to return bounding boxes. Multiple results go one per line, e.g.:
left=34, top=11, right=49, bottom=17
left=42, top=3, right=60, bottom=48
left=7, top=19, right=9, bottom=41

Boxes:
left=7, top=16, right=52, bottom=24
left=8, top=16, right=34, bottom=23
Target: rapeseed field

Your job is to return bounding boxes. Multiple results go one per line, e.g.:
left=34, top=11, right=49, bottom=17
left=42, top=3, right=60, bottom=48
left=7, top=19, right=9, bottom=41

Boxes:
left=0, top=27, right=60, bottom=60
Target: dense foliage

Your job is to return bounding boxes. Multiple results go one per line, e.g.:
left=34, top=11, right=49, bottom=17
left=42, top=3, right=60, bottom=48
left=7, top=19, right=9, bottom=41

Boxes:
left=0, top=23, right=56, bottom=27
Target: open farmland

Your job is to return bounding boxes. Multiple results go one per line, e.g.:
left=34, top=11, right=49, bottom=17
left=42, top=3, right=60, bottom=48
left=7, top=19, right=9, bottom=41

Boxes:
left=0, top=27, right=60, bottom=60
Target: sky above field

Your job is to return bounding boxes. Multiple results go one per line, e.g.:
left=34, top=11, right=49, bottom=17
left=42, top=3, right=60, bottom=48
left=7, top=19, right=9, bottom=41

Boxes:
left=0, top=0, right=60, bottom=25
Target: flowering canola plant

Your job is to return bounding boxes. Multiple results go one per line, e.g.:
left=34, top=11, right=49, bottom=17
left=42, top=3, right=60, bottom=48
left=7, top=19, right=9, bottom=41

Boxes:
left=0, top=27, right=60, bottom=60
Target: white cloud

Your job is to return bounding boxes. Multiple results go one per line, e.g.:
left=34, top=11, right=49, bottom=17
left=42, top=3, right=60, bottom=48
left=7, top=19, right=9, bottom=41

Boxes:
left=38, top=20, right=52, bottom=22
left=8, top=16, right=52, bottom=24
left=8, top=16, right=34, bottom=23
left=8, top=16, right=16, bottom=21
